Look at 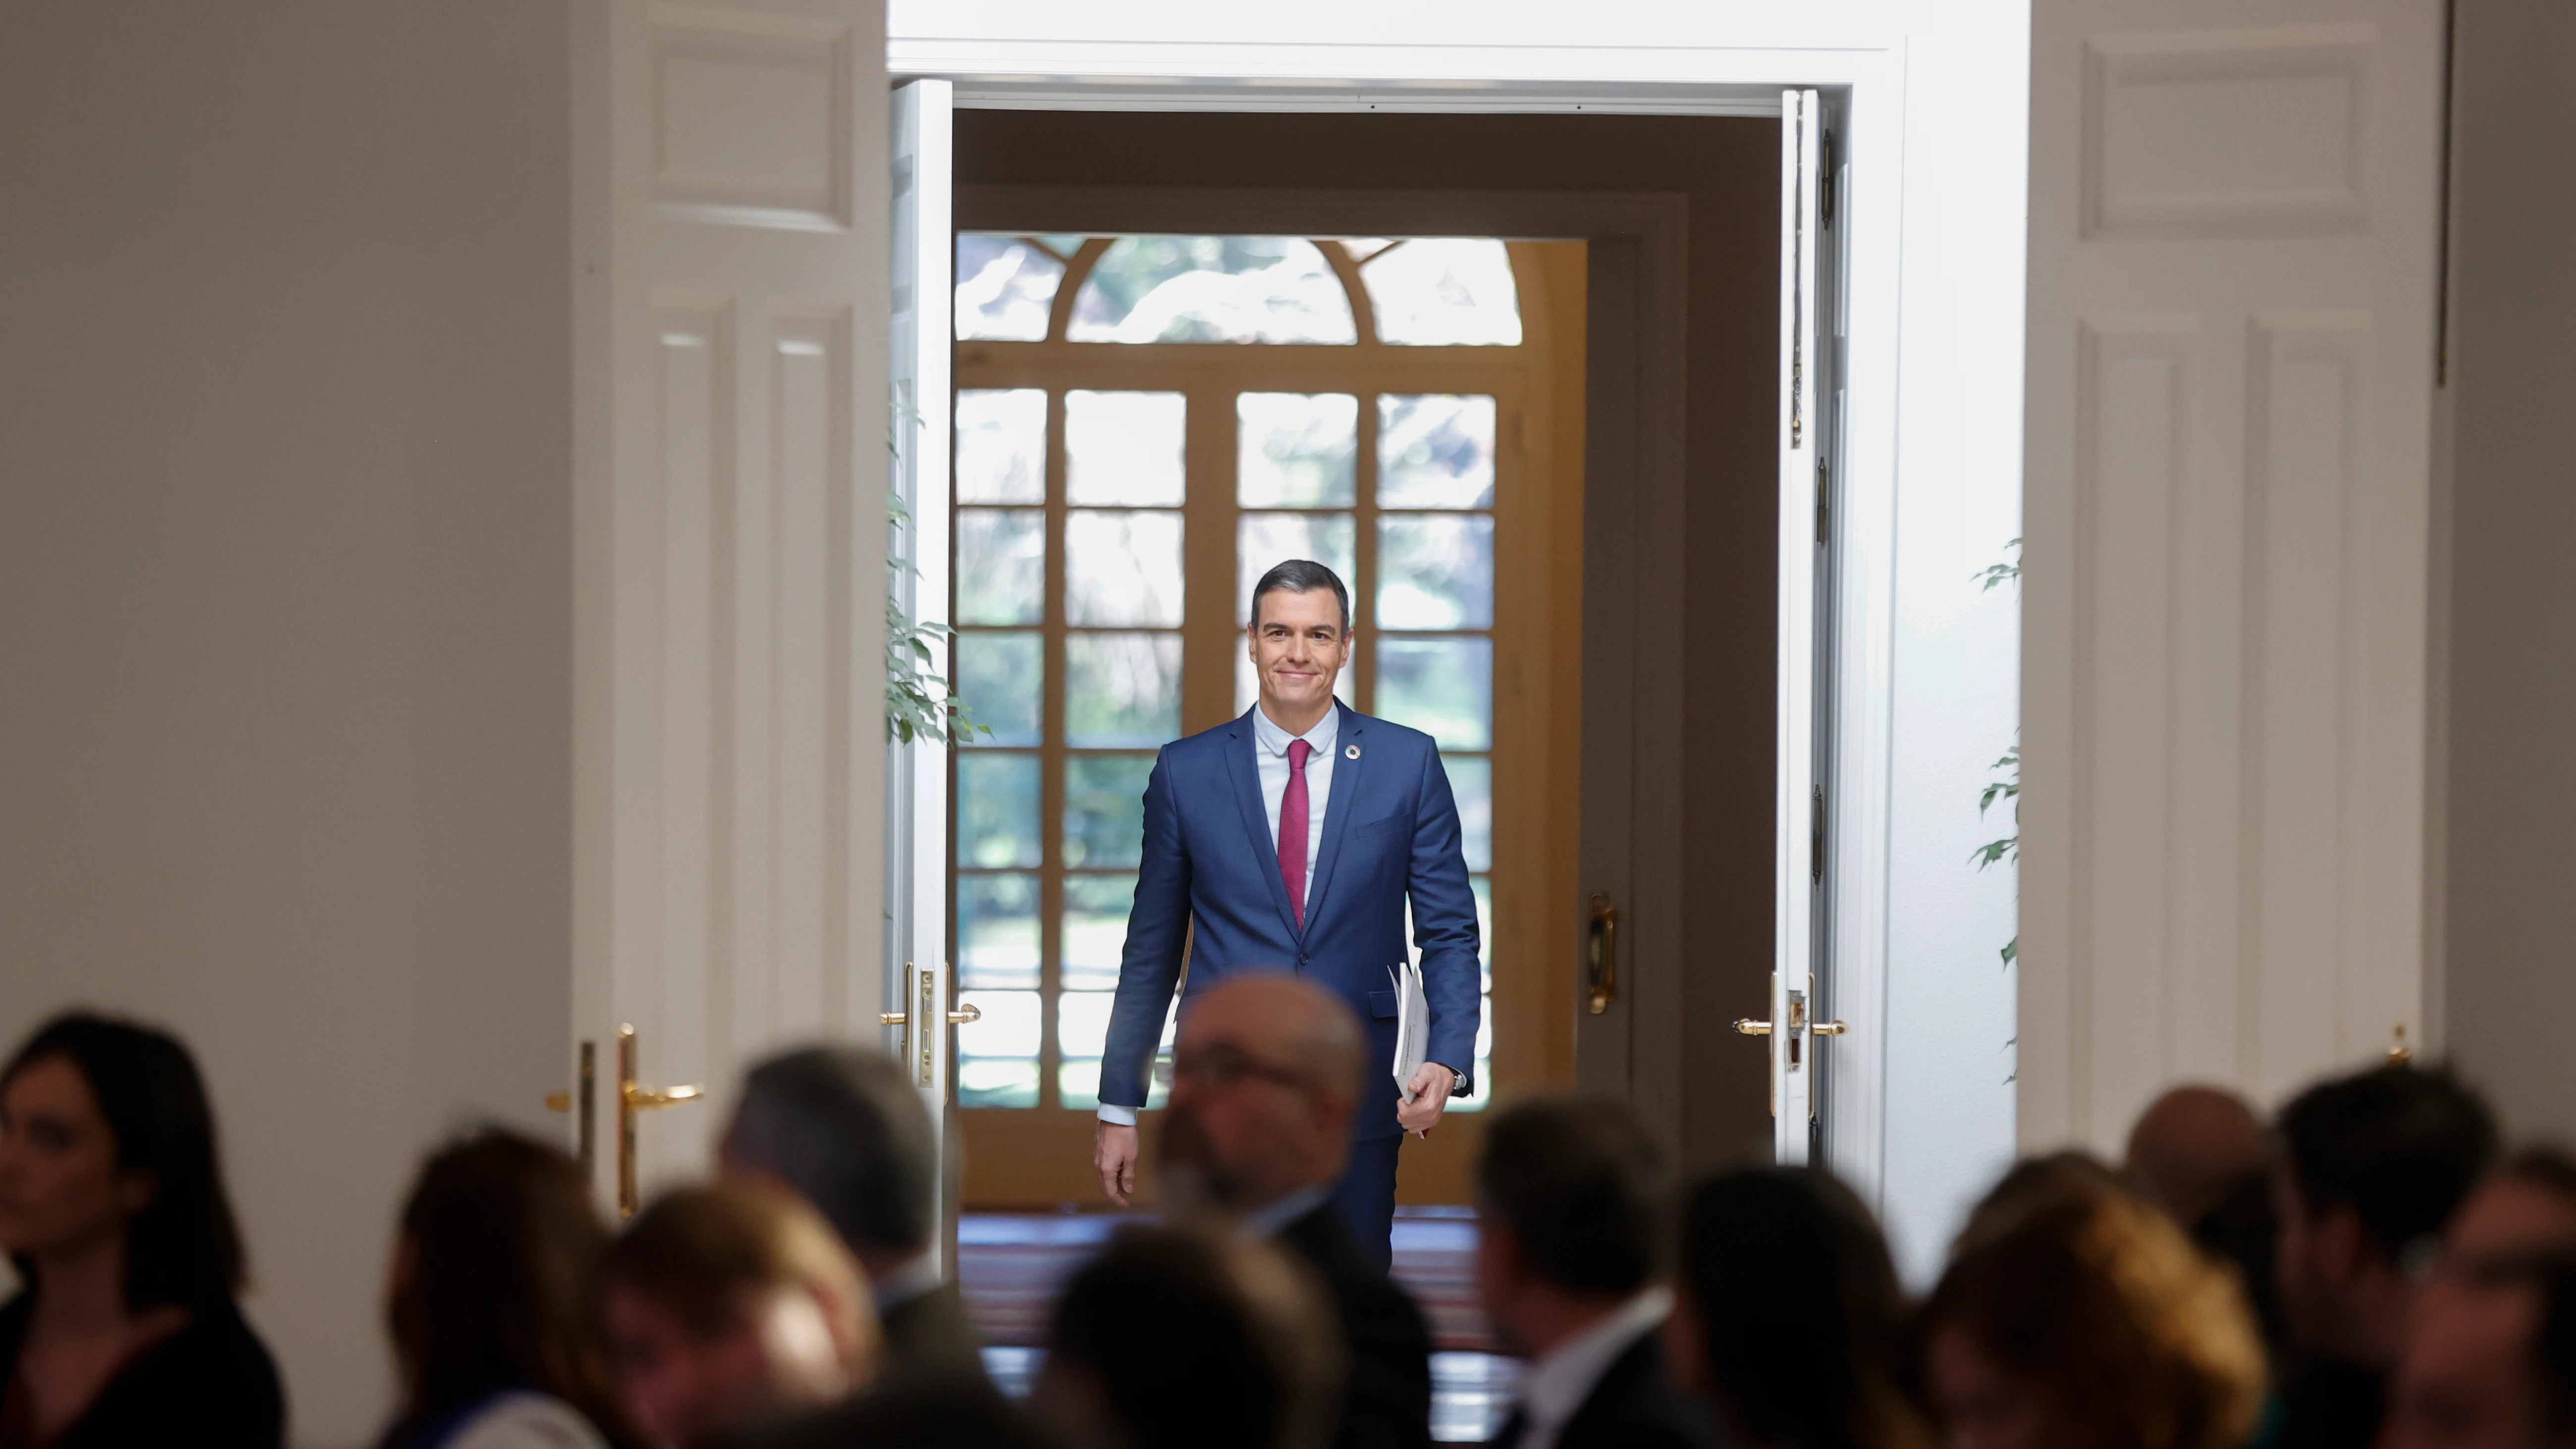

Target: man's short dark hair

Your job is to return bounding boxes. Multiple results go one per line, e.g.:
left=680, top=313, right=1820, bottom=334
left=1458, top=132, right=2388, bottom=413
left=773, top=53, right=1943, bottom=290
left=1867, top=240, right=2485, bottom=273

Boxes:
left=2277, top=1064, right=2498, bottom=1261
left=1476, top=1094, right=1667, bottom=1296
left=1249, top=559, right=1350, bottom=633
left=2504, top=1145, right=2576, bottom=1205
left=2534, top=1254, right=2576, bottom=1435
left=725, top=1046, right=935, bottom=1257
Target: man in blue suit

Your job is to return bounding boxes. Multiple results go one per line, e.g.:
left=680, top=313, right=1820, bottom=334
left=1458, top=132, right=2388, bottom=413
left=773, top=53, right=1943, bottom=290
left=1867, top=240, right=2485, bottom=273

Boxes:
left=1092, top=558, right=1483, bottom=1271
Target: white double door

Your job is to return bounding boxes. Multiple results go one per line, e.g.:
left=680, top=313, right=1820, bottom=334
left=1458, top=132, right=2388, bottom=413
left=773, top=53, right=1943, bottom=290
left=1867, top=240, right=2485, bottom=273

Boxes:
left=568, top=0, right=967, bottom=1252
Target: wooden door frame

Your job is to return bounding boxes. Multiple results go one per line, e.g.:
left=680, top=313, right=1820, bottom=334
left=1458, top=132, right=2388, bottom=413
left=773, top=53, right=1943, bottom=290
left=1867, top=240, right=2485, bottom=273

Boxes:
left=949, top=185, right=1691, bottom=1186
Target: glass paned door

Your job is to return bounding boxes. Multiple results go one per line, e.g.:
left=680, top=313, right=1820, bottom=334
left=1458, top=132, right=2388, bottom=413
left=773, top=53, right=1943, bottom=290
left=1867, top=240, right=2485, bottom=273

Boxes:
left=951, top=234, right=1572, bottom=1201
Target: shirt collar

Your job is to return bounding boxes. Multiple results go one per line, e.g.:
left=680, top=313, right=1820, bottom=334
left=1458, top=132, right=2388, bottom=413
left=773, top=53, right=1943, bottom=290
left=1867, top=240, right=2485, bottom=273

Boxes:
left=1251, top=701, right=1340, bottom=759
left=1518, top=1287, right=1673, bottom=1436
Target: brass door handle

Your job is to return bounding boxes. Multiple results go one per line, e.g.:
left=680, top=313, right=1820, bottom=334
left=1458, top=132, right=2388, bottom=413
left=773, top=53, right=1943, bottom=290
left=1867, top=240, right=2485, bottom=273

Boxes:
left=615, top=1024, right=702, bottom=1218
left=1584, top=893, right=1619, bottom=1015
left=1735, top=1018, right=1845, bottom=1037
left=882, top=1004, right=981, bottom=1026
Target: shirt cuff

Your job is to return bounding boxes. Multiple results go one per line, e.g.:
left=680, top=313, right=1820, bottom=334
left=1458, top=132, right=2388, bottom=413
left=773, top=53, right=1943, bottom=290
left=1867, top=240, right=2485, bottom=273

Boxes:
left=1096, top=1104, right=1139, bottom=1127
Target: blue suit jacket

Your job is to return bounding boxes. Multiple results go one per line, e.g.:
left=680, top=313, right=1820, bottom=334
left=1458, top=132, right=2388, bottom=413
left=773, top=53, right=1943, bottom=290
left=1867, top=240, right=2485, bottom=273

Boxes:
left=1099, top=703, right=1483, bottom=1139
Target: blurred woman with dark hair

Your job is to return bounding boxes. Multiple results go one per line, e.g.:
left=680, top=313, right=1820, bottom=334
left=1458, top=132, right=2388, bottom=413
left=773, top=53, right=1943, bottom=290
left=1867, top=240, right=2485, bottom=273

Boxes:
left=1667, top=1166, right=1931, bottom=1449
left=378, top=1130, right=644, bottom=1449
left=1917, top=1155, right=2266, bottom=1449
left=0, top=1010, right=283, bottom=1447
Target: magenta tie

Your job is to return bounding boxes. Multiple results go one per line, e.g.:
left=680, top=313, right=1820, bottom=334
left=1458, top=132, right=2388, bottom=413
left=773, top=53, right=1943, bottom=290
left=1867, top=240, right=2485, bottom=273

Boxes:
left=1280, top=738, right=1311, bottom=928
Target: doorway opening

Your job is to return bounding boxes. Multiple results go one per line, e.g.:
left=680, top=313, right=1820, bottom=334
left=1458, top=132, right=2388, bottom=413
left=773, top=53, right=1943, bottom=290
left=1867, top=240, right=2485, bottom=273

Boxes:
left=945, top=231, right=1585, bottom=1208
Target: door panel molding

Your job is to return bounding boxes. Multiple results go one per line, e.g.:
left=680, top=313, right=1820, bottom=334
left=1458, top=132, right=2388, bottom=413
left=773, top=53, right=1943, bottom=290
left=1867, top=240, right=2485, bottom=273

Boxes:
left=2024, top=0, right=2442, bottom=1149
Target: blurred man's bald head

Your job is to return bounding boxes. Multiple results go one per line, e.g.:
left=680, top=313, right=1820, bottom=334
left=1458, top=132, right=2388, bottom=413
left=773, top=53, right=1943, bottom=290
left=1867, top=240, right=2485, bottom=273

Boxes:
left=1159, top=974, right=1370, bottom=1214
left=1186, top=974, right=1367, bottom=1109
left=2126, top=1084, right=2269, bottom=1226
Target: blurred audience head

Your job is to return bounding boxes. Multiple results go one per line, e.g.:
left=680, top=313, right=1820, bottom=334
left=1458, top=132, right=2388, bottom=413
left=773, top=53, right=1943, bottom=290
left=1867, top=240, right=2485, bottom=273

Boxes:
left=384, top=1128, right=641, bottom=1448
left=2126, top=1085, right=2268, bottom=1227
left=1670, top=1166, right=1927, bottom=1449
left=2275, top=1065, right=2498, bottom=1367
left=1037, top=1223, right=1341, bottom=1449
left=2123, top=1087, right=2287, bottom=1364
left=1919, top=1154, right=2265, bottom=1449
left=1157, top=975, right=1366, bottom=1215
left=2386, top=1251, right=2576, bottom=1449
left=0, top=1011, right=244, bottom=1312
left=721, top=1046, right=936, bottom=1276
left=601, top=1182, right=877, bottom=1447
left=1474, top=1093, right=1666, bottom=1358
left=2448, top=1148, right=2576, bottom=1266
left=1952, top=1151, right=2132, bottom=1254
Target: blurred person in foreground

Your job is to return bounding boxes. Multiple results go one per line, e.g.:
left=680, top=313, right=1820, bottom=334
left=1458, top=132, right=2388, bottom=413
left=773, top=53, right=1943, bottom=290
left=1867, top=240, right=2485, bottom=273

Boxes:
left=1476, top=1094, right=1711, bottom=1449
left=2124, top=1084, right=2288, bottom=1361
left=1668, top=1166, right=1928, bottom=1449
left=1158, top=974, right=1434, bottom=1449
left=2444, top=1148, right=2576, bottom=1265
left=0, top=1012, right=284, bottom=1447
left=717, top=1045, right=982, bottom=1387
left=377, top=1130, right=644, bottom=1449
left=600, top=1183, right=876, bottom=1447
left=2376, top=1149, right=2576, bottom=1449
left=1038, top=1223, right=1343, bottom=1449
left=1917, top=1153, right=2266, bottom=1449
left=2270, top=1065, right=2497, bottom=1449
left=2384, top=1251, right=2576, bottom=1449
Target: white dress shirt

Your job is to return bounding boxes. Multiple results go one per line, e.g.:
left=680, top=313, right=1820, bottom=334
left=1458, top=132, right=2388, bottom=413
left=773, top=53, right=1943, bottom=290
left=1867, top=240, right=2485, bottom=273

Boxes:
left=1096, top=703, right=1342, bottom=1130
left=1251, top=702, right=1339, bottom=912
left=1510, top=1287, right=1674, bottom=1449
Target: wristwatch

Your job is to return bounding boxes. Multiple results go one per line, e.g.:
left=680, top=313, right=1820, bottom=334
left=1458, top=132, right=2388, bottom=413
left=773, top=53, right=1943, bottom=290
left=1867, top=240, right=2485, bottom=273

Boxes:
left=1435, top=1061, right=1473, bottom=1097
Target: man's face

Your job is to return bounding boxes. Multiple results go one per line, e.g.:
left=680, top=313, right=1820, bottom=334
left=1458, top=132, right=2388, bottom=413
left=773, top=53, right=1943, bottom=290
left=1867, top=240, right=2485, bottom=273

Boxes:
left=605, top=1283, right=850, bottom=1448
left=1247, top=587, right=1349, bottom=723
left=1158, top=995, right=1338, bottom=1212
left=2384, top=1280, right=2550, bottom=1449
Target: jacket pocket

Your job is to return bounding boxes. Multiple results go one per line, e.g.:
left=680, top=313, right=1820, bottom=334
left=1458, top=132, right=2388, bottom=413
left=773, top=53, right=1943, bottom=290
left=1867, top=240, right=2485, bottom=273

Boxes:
left=1366, top=989, right=1398, bottom=1019
left=1352, top=813, right=1405, bottom=838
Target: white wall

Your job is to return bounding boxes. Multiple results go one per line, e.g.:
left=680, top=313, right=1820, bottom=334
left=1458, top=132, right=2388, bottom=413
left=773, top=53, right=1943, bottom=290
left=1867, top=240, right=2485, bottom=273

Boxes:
left=891, top=0, right=2029, bottom=1279
left=0, top=6, right=574, bottom=1444
left=1869, top=3, right=2031, bottom=1281
left=2436, top=0, right=2576, bottom=1143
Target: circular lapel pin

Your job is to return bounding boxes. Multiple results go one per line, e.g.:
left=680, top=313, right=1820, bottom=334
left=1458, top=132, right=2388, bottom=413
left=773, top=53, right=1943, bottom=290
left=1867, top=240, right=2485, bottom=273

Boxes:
left=1345, top=744, right=1362, bottom=760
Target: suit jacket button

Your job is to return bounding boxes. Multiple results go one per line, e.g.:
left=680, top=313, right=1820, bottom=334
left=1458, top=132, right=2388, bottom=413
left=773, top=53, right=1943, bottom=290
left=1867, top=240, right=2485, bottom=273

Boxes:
left=1297, top=954, right=1309, bottom=966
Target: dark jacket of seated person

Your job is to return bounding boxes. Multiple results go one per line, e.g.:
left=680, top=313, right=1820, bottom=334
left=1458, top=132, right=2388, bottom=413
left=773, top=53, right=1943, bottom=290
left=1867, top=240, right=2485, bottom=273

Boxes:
left=0, top=1013, right=286, bottom=1449
left=1475, top=1096, right=1714, bottom=1449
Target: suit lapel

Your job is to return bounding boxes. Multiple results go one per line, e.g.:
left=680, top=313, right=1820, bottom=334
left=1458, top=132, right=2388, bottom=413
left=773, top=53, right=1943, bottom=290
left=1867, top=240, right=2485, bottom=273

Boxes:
left=1225, top=710, right=1305, bottom=942
left=1300, top=704, right=1368, bottom=934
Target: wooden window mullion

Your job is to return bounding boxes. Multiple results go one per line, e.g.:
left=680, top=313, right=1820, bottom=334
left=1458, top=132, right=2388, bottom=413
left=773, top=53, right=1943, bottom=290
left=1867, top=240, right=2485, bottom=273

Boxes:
left=1039, top=389, right=1068, bottom=1110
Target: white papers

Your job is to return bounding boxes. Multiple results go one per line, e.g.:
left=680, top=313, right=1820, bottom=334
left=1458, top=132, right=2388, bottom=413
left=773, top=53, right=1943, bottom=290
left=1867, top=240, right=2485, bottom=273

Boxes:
left=1391, top=961, right=1430, bottom=1103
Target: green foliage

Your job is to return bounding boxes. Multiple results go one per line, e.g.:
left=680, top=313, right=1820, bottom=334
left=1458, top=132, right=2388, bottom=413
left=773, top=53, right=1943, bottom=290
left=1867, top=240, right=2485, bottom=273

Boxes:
left=1976, top=537, right=2023, bottom=593
left=1975, top=540, right=2022, bottom=983
left=885, top=483, right=988, bottom=747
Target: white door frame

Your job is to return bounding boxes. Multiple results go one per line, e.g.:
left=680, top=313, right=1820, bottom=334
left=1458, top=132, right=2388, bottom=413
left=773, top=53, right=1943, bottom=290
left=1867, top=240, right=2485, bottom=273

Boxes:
left=884, top=35, right=1919, bottom=1205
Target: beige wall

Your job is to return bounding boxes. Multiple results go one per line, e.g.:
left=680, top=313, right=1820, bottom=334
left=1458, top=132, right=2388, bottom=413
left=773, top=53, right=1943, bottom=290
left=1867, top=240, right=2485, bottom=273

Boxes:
left=0, top=4, right=574, bottom=1444
left=2437, top=0, right=2576, bottom=1143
